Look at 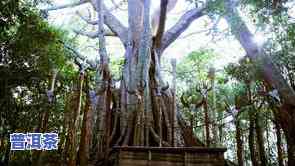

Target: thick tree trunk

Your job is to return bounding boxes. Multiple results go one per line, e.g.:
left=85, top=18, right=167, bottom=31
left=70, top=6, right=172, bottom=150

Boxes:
left=171, top=59, right=178, bottom=146
left=115, top=0, right=178, bottom=148
left=204, top=99, right=210, bottom=147
left=280, top=105, right=295, bottom=166
left=95, top=93, right=107, bottom=158
left=255, top=112, right=268, bottom=166
left=61, top=97, right=71, bottom=161
left=93, top=0, right=113, bottom=163
left=67, top=71, right=84, bottom=166
left=249, top=110, right=259, bottom=166
left=235, top=119, right=244, bottom=166
left=209, top=67, right=218, bottom=146
left=246, top=83, right=259, bottom=166
left=111, top=0, right=196, bottom=148
left=274, top=111, right=284, bottom=166
left=79, top=76, right=93, bottom=166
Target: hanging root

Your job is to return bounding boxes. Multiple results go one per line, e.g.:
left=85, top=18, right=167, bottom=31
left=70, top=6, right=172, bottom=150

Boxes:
left=115, top=122, right=127, bottom=146
left=122, top=110, right=136, bottom=146
left=150, top=127, right=171, bottom=147
left=110, top=111, right=119, bottom=144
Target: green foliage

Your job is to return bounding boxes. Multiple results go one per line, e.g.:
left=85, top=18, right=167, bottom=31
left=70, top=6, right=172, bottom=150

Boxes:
left=206, top=0, right=226, bottom=15
left=176, top=49, right=217, bottom=89
left=260, top=7, right=295, bottom=89
left=1, top=0, right=292, bottom=165
left=110, top=56, right=124, bottom=80
left=239, top=0, right=290, bottom=28
left=241, top=0, right=288, bottom=13
left=0, top=1, right=78, bottom=164
left=176, top=49, right=219, bottom=110
left=0, top=0, right=21, bottom=39
left=225, top=57, right=261, bottom=83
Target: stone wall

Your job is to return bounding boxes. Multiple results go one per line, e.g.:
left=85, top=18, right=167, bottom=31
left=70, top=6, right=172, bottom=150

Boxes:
left=112, top=146, right=226, bottom=166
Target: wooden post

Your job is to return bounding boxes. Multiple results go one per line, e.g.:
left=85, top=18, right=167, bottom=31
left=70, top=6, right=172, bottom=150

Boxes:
left=171, top=59, right=177, bottom=146
left=208, top=66, right=219, bottom=146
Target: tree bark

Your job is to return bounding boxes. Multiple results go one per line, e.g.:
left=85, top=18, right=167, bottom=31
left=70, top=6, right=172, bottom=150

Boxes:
left=79, top=76, right=93, bottom=166
left=246, top=83, right=259, bottom=166
left=209, top=67, right=218, bottom=146
left=204, top=99, right=210, bottom=147
left=255, top=112, right=268, bottom=166
left=235, top=119, right=244, bottom=166
left=171, top=59, right=177, bottom=146
left=67, top=71, right=84, bottom=166
left=249, top=109, right=259, bottom=166
left=279, top=104, right=295, bottom=166
left=275, top=117, right=284, bottom=166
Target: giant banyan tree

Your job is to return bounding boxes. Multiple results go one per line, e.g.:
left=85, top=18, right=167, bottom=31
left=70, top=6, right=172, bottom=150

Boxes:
left=42, top=0, right=295, bottom=166
left=44, top=1, right=206, bottom=165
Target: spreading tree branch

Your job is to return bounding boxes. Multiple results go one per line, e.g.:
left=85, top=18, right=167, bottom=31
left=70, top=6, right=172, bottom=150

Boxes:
left=60, top=40, right=96, bottom=69
left=161, top=6, right=206, bottom=51
left=76, top=11, right=98, bottom=25
left=73, top=29, right=99, bottom=38
left=179, top=16, right=222, bottom=39
left=96, top=0, right=109, bottom=73
left=154, top=0, right=168, bottom=49
left=109, top=0, right=126, bottom=11
left=224, top=0, right=295, bottom=106
left=43, top=0, right=128, bottom=45
left=73, top=28, right=116, bottom=38
left=91, top=1, right=128, bottom=45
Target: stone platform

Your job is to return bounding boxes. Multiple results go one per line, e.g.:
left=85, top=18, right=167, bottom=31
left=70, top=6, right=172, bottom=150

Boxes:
left=112, top=146, right=227, bottom=166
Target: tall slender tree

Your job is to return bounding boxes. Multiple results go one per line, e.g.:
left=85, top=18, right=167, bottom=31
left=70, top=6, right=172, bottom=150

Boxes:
left=224, top=0, right=295, bottom=164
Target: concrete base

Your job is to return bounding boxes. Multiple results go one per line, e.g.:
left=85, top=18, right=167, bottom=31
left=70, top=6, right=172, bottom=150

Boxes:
left=112, top=146, right=227, bottom=166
